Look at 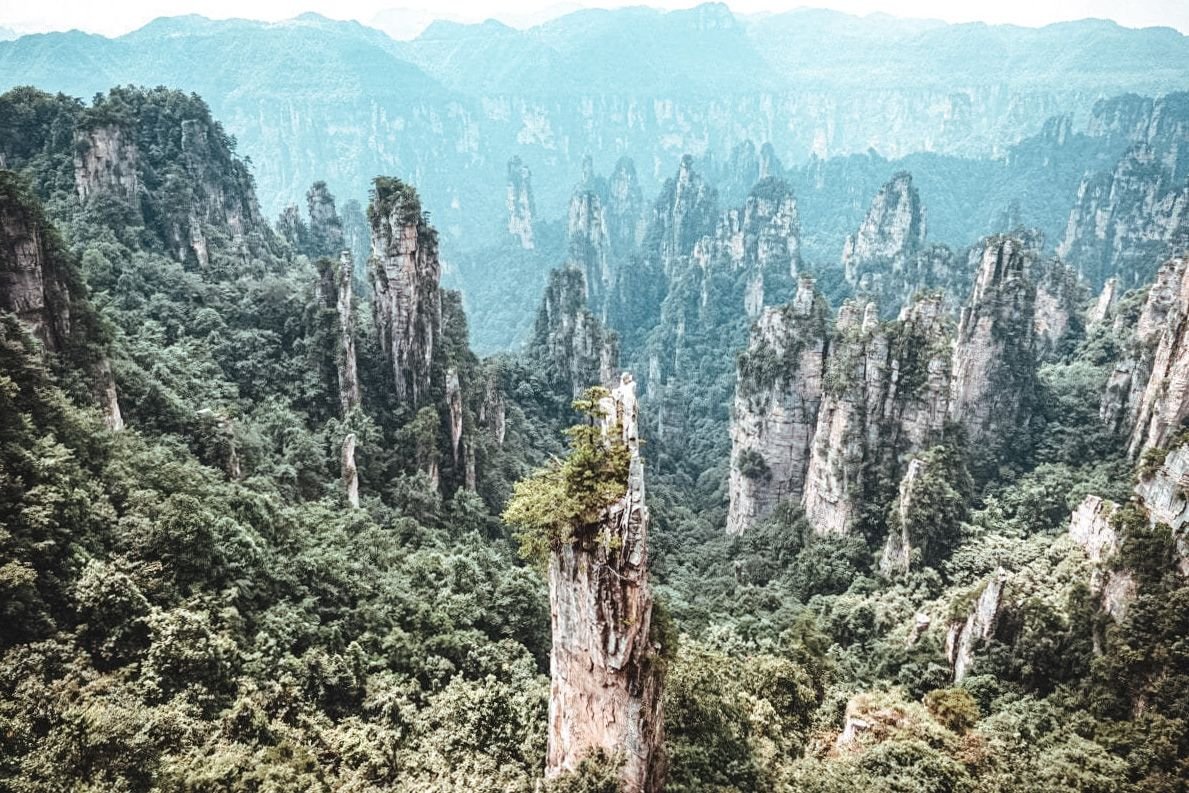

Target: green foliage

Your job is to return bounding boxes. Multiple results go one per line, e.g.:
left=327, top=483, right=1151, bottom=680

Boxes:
left=923, top=687, right=980, bottom=733
left=503, top=387, right=631, bottom=563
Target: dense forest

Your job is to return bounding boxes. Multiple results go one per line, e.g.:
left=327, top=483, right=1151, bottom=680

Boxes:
left=0, top=45, right=1188, bottom=793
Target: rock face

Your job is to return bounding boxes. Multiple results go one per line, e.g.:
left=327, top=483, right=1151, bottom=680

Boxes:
left=1088, top=277, right=1120, bottom=326
left=1123, top=257, right=1189, bottom=457
left=946, top=568, right=1008, bottom=683
left=306, top=181, right=344, bottom=258
left=567, top=175, right=613, bottom=317
left=342, top=433, right=359, bottom=508
left=840, top=173, right=966, bottom=317
left=1032, top=259, right=1084, bottom=361
left=1100, top=257, right=1187, bottom=438
left=880, top=457, right=927, bottom=576
left=1134, top=443, right=1189, bottom=574
left=1057, top=93, right=1189, bottom=289
left=948, top=235, right=1038, bottom=459
left=506, top=156, right=535, bottom=250
left=606, top=157, right=645, bottom=257
left=801, top=294, right=952, bottom=536
left=370, top=179, right=442, bottom=408
left=652, top=155, right=719, bottom=280
left=1067, top=494, right=1134, bottom=623
left=531, top=266, right=618, bottom=398
left=0, top=172, right=123, bottom=430
left=73, top=125, right=139, bottom=206
left=548, top=373, right=665, bottom=792
left=843, top=172, right=926, bottom=289
left=708, top=177, right=801, bottom=317
left=727, top=278, right=830, bottom=534
left=318, top=249, right=361, bottom=506
left=0, top=181, right=74, bottom=352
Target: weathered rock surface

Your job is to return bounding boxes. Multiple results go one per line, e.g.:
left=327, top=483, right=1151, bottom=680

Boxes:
left=843, top=171, right=926, bottom=289
left=727, top=277, right=830, bottom=534
left=1134, top=443, right=1189, bottom=574
left=1124, top=257, right=1189, bottom=457
left=1032, top=259, right=1085, bottom=361
left=1088, top=276, right=1119, bottom=326
left=342, top=432, right=359, bottom=508
left=1067, top=494, right=1133, bottom=623
left=606, top=157, right=645, bottom=257
left=946, top=568, right=1008, bottom=683
left=73, top=125, right=139, bottom=206
left=1057, top=93, right=1189, bottom=288
left=506, top=156, right=535, bottom=250
left=948, top=235, right=1038, bottom=459
left=531, top=266, right=618, bottom=398
left=802, top=294, right=951, bottom=537
left=370, top=179, right=442, bottom=407
left=548, top=373, right=665, bottom=792
left=0, top=173, right=123, bottom=429
left=567, top=174, right=613, bottom=317
left=306, top=181, right=344, bottom=258
left=880, top=457, right=927, bottom=576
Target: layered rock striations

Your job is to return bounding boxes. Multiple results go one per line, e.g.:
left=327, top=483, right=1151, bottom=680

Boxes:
left=73, top=124, right=139, bottom=207
left=726, top=278, right=830, bottom=534
left=948, top=235, right=1039, bottom=463
left=1122, top=257, right=1189, bottom=458
left=506, top=155, right=535, bottom=250
left=369, top=178, right=442, bottom=408
left=530, top=265, right=618, bottom=398
left=547, top=373, right=665, bottom=792
left=802, top=293, right=952, bottom=537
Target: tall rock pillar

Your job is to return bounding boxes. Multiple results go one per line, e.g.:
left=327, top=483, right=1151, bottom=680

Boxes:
left=547, top=373, right=665, bottom=792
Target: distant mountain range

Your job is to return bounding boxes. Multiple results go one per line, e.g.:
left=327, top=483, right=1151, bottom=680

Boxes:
left=0, top=4, right=1185, bottom=263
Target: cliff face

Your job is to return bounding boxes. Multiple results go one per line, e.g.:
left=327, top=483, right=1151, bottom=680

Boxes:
left=842, top=172, right=926, bottom=289
left=506, top=156, right=535, bottom=250
left=547, top=373, right=665, bottom=792
left=606, top=157, right=644, bottom=258
left=566, top=176, right=613, bottom=318
left=1100, top=257, right=1186, bottom=437
left=948, top=235, right=1039, bottom=459
left=1068, top=495, right=1134, bottom=624
left=1032, top=259, right=1085, bottom=361
left=531, top=266, right=618, bottom=398
left=73, top=125, right=139, bottom=207
left=0, top=182, right=73, bottom=352
left=1057, top=93, right=1189, bottom=288
left=1122, top=257, right=1189, bottom=457
left=1134, top=443, right=1189, bottom=574
left=369, top=178, right=442, bottom=408
left=651, top=155, right=719, bottom=280
left=727, top=278, right=830, bottom=534
left=946, top=568, right=1008, bottom=683
left=0, top=172, right=123, bottom=429
left=840, top=172, right=967, bottom=316
left=802, top=294, right=952, bottom=537
left=306, top=181, right=344, bottom=258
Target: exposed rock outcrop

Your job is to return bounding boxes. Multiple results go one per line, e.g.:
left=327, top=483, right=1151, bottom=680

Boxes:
left=880, top=457, right=927, bottom=575
left=531, top=266, right=618, bottom=398
left=1032, top=259, right=1085, bottom=361
left=841, top=173, right=966, bottom=316
left=946, top=568, right=1008, bottom=683
left=801, top=294, right=952, bottom=536
left=73, top=125, right=139, bottom=206
left=548, top=373, right=665, bottom=792
left=306, top=181, right=344, bottom=258
left=370, top=178, right=442, bottom=408
left=948, top=235, right=1038, bottom=463
left=1067, top=494, right=1133, bottom=623
left=342, top=433, right=359, bottom=508
left=1134, top=442, right=1189, bottom=574
left=842, top=172, right=926, bottom=289
left=1100, top=257, right=1187, bottom=437
left=506, top=156, right=535, bottom=250
left=727, top=278, right=830, bottom=534
left=605, top=157, right=644, bottom=257
left=0, top=172, right=123, bottom=429
left=1088, top=276, right=1120, bottom=326
left=567, top=177, right=613, bottom=317
left=1057, top=92, right=1189, bottom=289
left=1123, top=257, right=1189, bottom=457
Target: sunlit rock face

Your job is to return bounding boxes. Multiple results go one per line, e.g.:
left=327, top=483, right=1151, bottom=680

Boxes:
left=946, top=568, right=1008, bottom=684
left=547, top=373, right=665, bottom=793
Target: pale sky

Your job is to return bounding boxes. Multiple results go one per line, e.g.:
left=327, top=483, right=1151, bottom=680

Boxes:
left=1, top=0, right=1186, bottom=38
